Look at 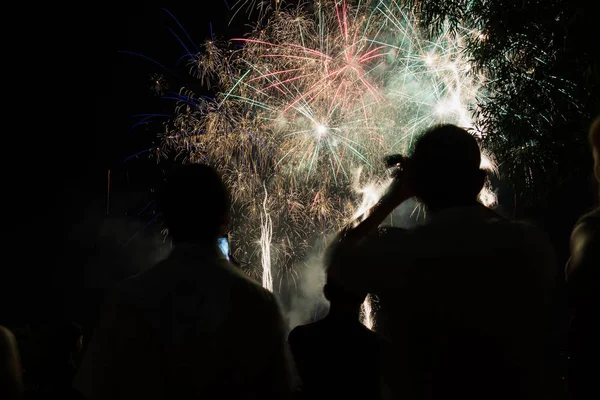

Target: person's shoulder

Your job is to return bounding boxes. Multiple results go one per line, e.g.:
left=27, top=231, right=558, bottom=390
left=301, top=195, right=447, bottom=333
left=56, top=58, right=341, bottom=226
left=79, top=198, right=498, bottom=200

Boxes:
left=571, top=208, right=600, bottom=249
left=362, top=226, right=411, bottom=246
left=507, top=218, right=546, bottom=234
left=111, top=261, right=166, bottom=302
left=288, top=322, right=323, bottom=347
left=473, top=215, right=555, bottom=264
left=0, top=325, right=14, bottom=339
left=574, top=207, right=600, bottom=233
left=223, top=268, right=285, bottom=339
left=289, top=321, right=323, bottom=336
left=567, top=208, right=600, bottom=283
left=288, top=324, right=308, bottom=343
left=582, top=206, right=600, bottom=220
left=505, top=219, right=556, bottom=257
left=498, top=218, right=557, bottom=281
left=222, top=262, right=280, bottom=309
left=494, top=216, right=549, bottom=241
left=102, top=255, right=184, bottom=311
left=223, top=261, right=271, bottom=294
left=0, top=325, right=17, bottom=349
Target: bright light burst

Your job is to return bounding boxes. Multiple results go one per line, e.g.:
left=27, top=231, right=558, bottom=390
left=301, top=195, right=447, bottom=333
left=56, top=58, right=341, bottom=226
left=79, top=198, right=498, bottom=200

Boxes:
left=260, top=185, right=274, bottom=292
left=361, top=294, right=376, bottom=330
left=163, top=0, right=496, bottom=312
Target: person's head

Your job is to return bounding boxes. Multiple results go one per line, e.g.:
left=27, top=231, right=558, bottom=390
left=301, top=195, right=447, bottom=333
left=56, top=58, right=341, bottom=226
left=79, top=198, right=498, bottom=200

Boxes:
left=412, top=124, right=485, bottom=210
left=159, top=164, right=230, bottom=244
left=323, top=279, right=367, bottom=317
left=590, top=116, right=600, bottom=186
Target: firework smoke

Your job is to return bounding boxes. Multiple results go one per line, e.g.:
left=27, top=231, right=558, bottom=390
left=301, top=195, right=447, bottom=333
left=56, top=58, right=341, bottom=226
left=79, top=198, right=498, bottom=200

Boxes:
left=161, top=0, right=497, bottom=325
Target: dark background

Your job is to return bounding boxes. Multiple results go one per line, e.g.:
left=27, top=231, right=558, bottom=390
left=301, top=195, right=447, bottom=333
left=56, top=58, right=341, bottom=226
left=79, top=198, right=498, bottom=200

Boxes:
left=3, top=1, right=248, bottom=324
left=2, top=1, right=597, bottom=328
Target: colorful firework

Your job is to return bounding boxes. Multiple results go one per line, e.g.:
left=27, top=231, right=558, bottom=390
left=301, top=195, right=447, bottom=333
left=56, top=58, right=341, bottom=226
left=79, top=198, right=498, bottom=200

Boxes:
left=160, top=0, right=497, bottom=324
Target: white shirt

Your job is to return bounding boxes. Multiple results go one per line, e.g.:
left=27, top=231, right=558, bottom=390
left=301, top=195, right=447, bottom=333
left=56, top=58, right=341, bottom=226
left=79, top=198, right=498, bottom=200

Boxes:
left=74, top=242, right=294, bottom=400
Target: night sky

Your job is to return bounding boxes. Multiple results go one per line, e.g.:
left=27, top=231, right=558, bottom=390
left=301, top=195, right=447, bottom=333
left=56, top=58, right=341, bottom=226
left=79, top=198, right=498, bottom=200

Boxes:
left=3, top=1, right=250, bottom=322
left=96, top=1, right=246, bottom=187
left=2, top=1, right=596, bottom=324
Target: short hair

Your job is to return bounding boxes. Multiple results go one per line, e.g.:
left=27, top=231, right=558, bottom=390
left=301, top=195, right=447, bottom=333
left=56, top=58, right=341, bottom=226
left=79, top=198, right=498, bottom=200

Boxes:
left=590, top=116, right=600, bottom=150
left=412, top=124, right=484, bottom=208
left=158, top=164, right=230, bottom=243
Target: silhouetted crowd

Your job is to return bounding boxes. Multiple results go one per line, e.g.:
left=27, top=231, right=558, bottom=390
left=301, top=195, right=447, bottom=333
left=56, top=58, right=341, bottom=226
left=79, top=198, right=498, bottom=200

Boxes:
left=2, top=119, right=599, bottom=399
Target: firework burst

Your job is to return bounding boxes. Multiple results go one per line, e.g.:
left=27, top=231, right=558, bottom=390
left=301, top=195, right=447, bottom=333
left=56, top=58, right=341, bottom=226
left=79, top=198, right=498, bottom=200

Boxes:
left=161, top=0, right=495, bottom=308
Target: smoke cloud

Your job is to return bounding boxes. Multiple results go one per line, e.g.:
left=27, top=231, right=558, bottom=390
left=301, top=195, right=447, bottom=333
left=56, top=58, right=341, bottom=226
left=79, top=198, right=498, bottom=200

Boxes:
left=285, top=244, right=331, bottom=331
left=68, top=199, right=170, bottom=289
left=284, top=198, right=425, bottom=331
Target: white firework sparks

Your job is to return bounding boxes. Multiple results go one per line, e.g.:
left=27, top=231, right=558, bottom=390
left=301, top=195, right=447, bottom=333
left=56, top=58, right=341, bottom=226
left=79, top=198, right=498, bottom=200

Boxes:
left=163, top=1, right=496, bottom=323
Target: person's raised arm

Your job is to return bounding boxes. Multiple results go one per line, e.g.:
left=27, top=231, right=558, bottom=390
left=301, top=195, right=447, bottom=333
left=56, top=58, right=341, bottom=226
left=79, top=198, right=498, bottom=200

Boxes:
left=326, top=156, right=415, bottom=293
left=338, top=155, right=414, bottom=243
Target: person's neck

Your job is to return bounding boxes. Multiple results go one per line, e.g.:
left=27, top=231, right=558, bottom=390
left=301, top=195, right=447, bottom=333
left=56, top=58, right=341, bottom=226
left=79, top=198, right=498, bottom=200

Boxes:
left=325, top=307, right=361, bottom=323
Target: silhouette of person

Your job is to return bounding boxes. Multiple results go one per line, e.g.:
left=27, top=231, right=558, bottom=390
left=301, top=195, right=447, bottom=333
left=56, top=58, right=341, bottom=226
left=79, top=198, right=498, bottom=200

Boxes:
left=74, top=164, right=294, bottom=400
left=288, top=278, right=391, bottom=400
left=565, top=116, right=600, bottom=399
left=26, top=322, right=86, bottom=400
left=0, top=326, right=23, bottom=400
left=328, top=124, right=557, bottom=400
